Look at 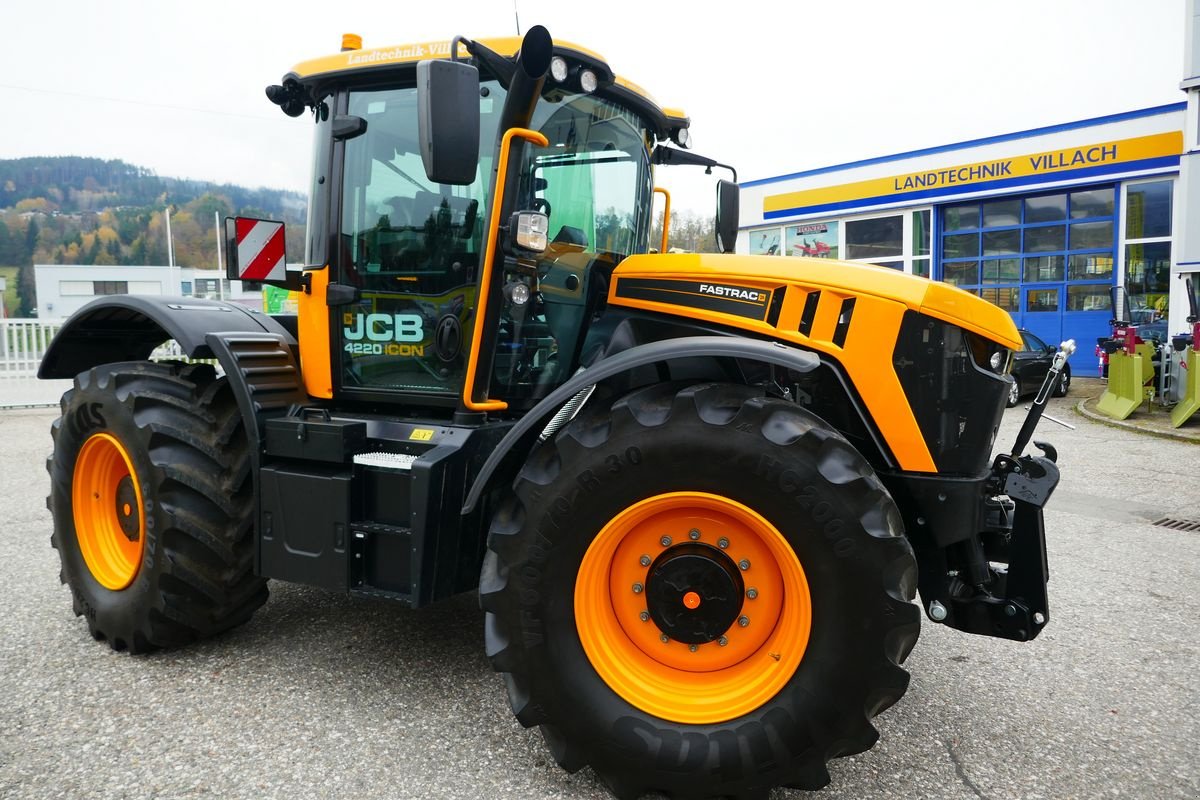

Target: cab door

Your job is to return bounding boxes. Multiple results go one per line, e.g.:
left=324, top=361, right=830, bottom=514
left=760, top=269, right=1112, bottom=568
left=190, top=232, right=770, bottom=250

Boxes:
left=334, top=84, right=496, bottom=403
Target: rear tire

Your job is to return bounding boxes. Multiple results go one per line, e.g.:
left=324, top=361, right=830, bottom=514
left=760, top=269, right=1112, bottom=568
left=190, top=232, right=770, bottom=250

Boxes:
left=480, top=382, right=920, bottom=798
left=47, top=361, right=267, bottom=653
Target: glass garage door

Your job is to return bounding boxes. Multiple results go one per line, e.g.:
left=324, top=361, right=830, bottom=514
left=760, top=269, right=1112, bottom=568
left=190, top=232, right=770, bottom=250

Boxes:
left=939, top=187, right=1115, bottom=375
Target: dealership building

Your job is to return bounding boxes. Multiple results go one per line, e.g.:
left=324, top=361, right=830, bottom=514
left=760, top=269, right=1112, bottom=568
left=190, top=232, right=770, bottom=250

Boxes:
left=736, top=99, right=1196, bottom=378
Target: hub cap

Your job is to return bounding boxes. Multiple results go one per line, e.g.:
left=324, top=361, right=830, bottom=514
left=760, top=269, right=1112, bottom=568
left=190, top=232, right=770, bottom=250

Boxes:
left=72, top=433, right=145, bottom=590
left=575, top=492, right=812, bottom=725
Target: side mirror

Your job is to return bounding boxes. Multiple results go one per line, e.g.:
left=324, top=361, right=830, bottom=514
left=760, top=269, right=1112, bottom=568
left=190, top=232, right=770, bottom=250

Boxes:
left=417, top=59, right=481, bottom=185
left=224, top=216, right=302, bottom=290
left=716, top=179, right=739, bottom=253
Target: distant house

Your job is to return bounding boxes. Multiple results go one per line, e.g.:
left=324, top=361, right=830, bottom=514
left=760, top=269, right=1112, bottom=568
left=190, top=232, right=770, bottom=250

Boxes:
left=33, top=264, right=264, bottom=319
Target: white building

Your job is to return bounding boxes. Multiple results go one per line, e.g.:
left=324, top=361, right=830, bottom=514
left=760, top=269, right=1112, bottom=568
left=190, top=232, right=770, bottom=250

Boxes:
left=33, top=265, right=263, bottom=319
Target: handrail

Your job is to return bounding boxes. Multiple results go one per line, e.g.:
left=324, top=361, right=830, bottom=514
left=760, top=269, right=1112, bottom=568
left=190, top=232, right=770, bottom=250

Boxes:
left=653, top=186, right=671, bottom=254
left=461, top=126, right=550, bottom=412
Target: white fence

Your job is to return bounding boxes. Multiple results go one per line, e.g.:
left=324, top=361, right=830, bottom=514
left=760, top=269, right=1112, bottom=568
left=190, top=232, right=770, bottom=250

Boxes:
left=0, top=318, right=215, bottom=383
left=0, top=319, right=64, bottom=377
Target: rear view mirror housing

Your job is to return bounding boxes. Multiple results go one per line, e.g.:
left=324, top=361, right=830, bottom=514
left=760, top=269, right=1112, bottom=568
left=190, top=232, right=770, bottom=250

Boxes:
left=417, top=59, right=481, bottom=185
left=716, top=180, right=739, bottom=254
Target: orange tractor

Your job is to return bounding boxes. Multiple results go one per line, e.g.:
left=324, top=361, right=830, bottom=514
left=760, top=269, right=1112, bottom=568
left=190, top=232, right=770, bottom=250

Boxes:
left=40, top=27, right=1069, bottom=798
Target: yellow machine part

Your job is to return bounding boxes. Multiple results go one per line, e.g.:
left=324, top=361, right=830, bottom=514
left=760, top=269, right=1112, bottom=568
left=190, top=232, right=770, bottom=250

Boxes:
left=1170, top=347, right=1200, bottom=428
left=607, top=253, right=1022, bottom=473
left=1096, top=345, right=1153, bottom=421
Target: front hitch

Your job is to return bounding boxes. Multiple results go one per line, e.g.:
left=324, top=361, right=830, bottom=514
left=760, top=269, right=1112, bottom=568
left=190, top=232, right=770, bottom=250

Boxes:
left=921, top=341, right=1076, bottom=642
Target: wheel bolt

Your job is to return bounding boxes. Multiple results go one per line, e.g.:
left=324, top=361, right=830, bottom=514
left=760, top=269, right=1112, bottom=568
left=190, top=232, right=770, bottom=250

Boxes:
left=689, top=644, right=698, bottom=653
left=718, top=636, right=728, bottom=646
left=639, top=611, right=650, bottom=622
left=632, top=582, right=644, bottom=594
left=718, top=537, right=729, bottom=549
left=660, top=535, right=672, bottom=547
left=639, top=554, right=651, bottom=567
left=660, top=633, right=670, bottom=643
left=688, top=528, right=701, bottom=540
left=746, top=587, right=758, bottom=600
left=738, top=616, right=750, bottom=627
left=739, top=559, right=751, bottom=571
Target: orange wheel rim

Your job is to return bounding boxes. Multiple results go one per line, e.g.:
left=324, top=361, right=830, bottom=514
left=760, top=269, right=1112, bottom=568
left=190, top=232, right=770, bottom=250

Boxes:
left=72, top=433, right=145, bottom=591
left=575, top=492, right=811, bottom=725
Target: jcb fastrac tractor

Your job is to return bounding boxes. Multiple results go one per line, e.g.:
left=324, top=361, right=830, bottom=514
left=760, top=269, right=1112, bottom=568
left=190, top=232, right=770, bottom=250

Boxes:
left=40, top=27, right=1071, bottom=799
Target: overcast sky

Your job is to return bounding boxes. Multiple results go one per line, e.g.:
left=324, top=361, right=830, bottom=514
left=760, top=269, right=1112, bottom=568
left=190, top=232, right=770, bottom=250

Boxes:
left=1, top=0, right=1186, bottom=216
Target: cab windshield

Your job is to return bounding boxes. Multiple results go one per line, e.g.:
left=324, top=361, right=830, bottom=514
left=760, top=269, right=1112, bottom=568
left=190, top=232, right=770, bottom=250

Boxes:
left=335, top=79, right=652, bottom=402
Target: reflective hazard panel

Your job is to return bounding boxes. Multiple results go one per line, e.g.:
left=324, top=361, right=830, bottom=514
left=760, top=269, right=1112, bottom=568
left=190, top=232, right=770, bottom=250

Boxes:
left=233, top=217, right=286, bottom=282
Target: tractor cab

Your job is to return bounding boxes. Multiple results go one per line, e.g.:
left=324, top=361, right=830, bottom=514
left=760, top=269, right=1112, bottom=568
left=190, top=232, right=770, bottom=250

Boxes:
left=256, top=30, right=703, bottom=413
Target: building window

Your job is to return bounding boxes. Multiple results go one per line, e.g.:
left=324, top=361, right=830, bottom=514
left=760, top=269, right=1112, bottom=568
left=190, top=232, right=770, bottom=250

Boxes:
left=845, top=215, right=902, bottom=262
left=1123, top=180, right=1173, bottom=324
left=749, top=227, right=782, bottom=255
left=939, top=186, right=1115, bottom=315
left=785, top=221, right=838, bottom=258
left=94, top=281, right=128, bottom=295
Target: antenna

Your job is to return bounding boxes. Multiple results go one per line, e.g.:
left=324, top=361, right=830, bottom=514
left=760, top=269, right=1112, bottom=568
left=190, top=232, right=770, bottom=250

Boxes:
left=513, top=0, right=521, bottom=35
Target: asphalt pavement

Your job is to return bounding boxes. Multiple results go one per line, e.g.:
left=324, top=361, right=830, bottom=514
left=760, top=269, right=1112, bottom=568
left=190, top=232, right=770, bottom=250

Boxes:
left=1, top=391, right=1197, bottom=799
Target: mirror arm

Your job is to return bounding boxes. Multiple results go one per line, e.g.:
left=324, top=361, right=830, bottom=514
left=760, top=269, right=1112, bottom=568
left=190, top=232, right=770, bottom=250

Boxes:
left=652, top=147, right=737, bottom=182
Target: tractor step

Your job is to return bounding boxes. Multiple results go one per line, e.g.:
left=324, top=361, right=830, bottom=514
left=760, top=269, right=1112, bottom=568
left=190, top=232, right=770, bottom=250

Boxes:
left=350, top=522, right=414, bottom=602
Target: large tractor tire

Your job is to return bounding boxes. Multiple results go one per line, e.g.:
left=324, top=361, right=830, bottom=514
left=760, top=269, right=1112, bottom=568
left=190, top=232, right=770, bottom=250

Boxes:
left=481, top=382, right=920, bottom=799
left=47, top=361, right=267, bottom=653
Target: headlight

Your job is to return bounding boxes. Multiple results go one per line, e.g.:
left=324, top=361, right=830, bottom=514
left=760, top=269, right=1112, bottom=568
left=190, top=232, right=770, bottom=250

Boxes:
left=512, top=211, right=548, bottom=252
left=509, top=281, right=531, bottom=306
left=550, top=56, right=569, bottom=83
left=990, top=351, right=1004, bottom=370
left=579, top=69, right=598, bottom=94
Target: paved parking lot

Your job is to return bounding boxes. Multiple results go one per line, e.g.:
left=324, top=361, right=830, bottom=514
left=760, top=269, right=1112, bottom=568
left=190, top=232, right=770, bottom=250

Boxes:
left=1, top=390, right=1197, bottom=799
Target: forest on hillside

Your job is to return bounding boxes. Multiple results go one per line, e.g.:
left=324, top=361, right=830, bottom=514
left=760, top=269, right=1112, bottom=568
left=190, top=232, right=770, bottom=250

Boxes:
left=0, top=157, right=305, bottom=316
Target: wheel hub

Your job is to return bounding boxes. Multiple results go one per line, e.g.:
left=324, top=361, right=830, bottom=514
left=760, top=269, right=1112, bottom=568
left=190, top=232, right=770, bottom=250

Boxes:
left=115, top=476, right=140, bottom=542
left=645, top=543, right=744, bottom=644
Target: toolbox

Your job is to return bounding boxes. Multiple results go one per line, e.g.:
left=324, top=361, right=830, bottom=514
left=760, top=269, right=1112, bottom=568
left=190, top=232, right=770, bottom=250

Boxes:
left=264, top=407, right=366, bottom=463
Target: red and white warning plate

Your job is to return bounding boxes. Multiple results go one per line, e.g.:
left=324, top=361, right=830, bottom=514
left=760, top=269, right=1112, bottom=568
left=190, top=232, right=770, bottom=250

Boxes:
left=235, top=218, right=286, bottom=282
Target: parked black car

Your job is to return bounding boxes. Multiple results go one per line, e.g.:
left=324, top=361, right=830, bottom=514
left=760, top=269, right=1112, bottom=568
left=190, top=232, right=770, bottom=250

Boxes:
left=1007, top=329, right=1070, bottom=407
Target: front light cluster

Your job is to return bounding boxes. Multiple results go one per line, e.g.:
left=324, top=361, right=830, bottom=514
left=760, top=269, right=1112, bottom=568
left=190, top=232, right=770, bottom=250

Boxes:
left=548, top=55, right=597, bottom=94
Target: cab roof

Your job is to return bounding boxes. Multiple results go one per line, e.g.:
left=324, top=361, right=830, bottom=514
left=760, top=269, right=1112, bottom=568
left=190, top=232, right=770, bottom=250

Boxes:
left=284, top=35, right=690, bottom=140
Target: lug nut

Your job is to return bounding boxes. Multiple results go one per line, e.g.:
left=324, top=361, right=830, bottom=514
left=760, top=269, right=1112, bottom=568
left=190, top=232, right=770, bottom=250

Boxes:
left=1034, top=612, right=1046, bottom=625
left=688, top=528, right=701, bottom=540
left=739, top=559, right=751, bottom=571
left=717, top=537, right=729, bottom=549
left=660, top=633, right=670, bottom=643
left=717, top=636, right=728, bottom=647
left=639, top=554, right=651, bottom=567
left=660, top=535, right=672, bottom=547
left=632, top=582, right=643, bottom=594
left=738, top=616, right=750, bottom=627
left=746, top=588, right=758, bottom=600
left=639, top=611, right=650, bottom=622
left=689, top=644, right=698, bottom=652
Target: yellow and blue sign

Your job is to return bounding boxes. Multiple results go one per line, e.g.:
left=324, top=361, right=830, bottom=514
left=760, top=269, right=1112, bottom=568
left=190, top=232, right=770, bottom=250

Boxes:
left=764, top=131, right=1183, bottom=219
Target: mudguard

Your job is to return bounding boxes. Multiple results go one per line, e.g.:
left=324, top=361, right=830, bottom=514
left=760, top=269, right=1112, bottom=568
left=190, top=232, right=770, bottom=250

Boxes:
left=461, top=336, right=820, bottom=514
left=38, top=295, right=296, bottom=379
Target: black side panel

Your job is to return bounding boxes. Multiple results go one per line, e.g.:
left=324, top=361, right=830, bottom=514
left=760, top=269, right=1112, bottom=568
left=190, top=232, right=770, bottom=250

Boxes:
left=260, top=465, right=351, bottom=591
left=38, top=294, right=296, bottom=378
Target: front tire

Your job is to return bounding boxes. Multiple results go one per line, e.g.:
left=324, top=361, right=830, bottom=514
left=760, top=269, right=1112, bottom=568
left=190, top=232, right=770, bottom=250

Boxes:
left=1053, top=365, right=1071, bottom=397
left=47, top=361, right=267, bottom=653
left=480, top=383, right=920, bottom=798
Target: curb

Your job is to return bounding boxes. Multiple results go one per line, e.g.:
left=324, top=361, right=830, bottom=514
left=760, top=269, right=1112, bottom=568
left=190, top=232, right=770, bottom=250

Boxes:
left=1074, top=397, right=1200, bottom=444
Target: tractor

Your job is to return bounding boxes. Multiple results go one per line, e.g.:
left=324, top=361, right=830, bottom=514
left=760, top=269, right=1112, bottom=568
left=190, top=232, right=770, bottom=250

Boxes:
left=39, top=26, right=1069, bottom=799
